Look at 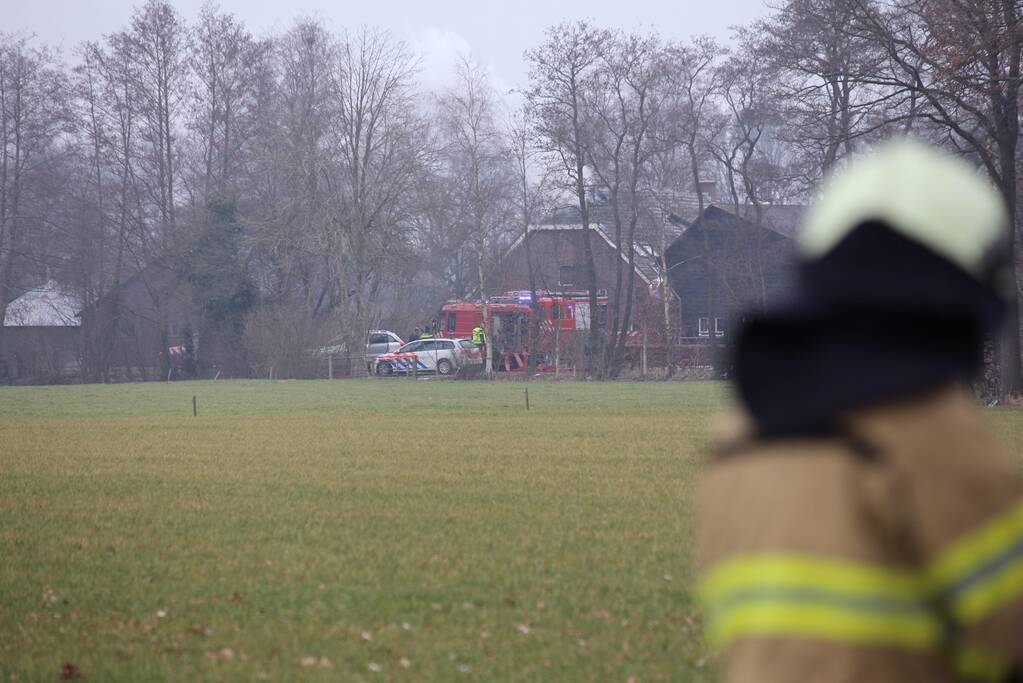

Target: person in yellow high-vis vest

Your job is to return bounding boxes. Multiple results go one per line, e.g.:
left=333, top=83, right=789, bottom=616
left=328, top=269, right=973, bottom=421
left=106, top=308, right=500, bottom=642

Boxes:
left=698, top=140, right=1023, bottom=683
left=472, top=324, right=487, bottom=365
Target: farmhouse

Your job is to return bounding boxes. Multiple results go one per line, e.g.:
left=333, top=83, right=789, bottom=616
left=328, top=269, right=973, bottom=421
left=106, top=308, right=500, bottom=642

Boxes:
left=0, top=279, right=82, bottom=382
left=664, top=203, right=804, bottom=340
left=497, top=191, right=704, bottom=334
left=497, top=193, right=806, bottom=341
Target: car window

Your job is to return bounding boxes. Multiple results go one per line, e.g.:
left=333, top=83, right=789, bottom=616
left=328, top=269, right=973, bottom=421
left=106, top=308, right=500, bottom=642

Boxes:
left=368, top=333, right=389, bottom=345
left=439, top=341, right=456, bottom=350
left=458, top=340, right=475, bottom=350
left=388, top=333, right=402, bottom=344
left=400, top=341, right=424, bottom=353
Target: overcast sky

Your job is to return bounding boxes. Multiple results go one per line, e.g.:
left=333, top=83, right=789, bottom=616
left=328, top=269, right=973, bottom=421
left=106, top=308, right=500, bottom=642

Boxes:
left=7, top=0, right=771, bottom=93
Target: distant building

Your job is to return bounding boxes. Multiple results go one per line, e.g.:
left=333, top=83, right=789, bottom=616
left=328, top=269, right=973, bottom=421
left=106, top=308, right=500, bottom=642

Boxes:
left=497, top=191, right=704, bottom=339
left=665, top=203, right=804, bottom=341
left=1, top=280, right=82, bottom=382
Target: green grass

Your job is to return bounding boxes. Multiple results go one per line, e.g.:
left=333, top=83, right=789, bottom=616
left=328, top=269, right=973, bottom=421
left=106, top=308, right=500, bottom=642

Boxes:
left=0, top=379, right=1019, bottom=682
left=0, top=378, right=730, bottom=420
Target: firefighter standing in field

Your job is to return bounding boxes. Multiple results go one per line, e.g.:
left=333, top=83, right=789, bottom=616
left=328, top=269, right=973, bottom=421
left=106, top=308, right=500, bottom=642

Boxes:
left=698, top=140, right=1023, bottom=683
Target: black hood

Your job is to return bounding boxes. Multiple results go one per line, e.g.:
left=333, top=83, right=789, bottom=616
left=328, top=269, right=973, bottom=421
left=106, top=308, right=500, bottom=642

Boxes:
left=733, top=220, right=1008, bottom=437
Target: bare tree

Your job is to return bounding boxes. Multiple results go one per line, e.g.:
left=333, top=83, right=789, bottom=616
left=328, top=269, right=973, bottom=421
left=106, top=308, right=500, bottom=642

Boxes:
left=249, top=19, right=333, bottom=316
left=126, top=0, right=188, bottom=250
left=849, top=0, right=1023, bottom=394
left=0, top=35, right=68, bottom=376
left=509, top=109, right=557, bottom=373
left=324, top=27, right=425, bottom=373
left=762, top=0, right=891, bottom=182
left=74, top=31, right=161, bottom=379
left=187, top=3, right=270, bottom=205
left=437, top=56, right=515, bottom=375
left=713, top=27, right=781, bottom=300
left=526, top=21, right=610, bottom=376
left=71, top=42, right=118, bottom=379
left=656, top=37, right=726, bottom=375
left=584, top=30, right=664, bottom=377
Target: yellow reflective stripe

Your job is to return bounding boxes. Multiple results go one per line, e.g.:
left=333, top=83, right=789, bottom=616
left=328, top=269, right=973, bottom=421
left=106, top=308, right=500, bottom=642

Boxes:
left=928, top=498, right=1023, bottom=623
left=700, top=554, right=939, bottom=650
left=700, top=519, right=1023, bottom=651
left=709, top=601, right=940, bottom=649
left=701, top=554, right=926, bottom=603
left=953, top=644, right=1013, bottom=683
left=929, top=499, right=1023, bottom=586
left=952, top=558, right=1023, bottom=624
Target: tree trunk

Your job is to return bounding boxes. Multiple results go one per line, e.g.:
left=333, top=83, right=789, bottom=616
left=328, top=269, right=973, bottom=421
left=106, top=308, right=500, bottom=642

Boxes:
left=998, top=139, right=1022, bottom=395
left=478, top=243, right=493, bottom=377
left=574, top=169, right=601, bottom=378
left=691, top=143, right=715, bottom=376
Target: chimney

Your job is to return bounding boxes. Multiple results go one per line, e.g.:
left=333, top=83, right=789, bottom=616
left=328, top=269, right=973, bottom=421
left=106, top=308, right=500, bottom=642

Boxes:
left=697, top=179, right=718, bottom=204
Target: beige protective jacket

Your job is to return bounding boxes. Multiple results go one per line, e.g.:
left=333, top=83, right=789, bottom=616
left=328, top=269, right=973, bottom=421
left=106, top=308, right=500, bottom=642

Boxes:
left=698, top=386, right=1023, bottom=683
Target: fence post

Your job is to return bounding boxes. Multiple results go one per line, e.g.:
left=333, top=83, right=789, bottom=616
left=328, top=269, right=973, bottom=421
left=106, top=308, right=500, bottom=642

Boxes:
left=642, top=330, right=648, bottom=378
left=328, top=355, right=334, bottom=380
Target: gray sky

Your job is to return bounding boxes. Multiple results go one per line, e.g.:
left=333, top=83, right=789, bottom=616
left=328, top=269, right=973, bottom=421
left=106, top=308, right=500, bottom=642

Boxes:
left=7, top=0, right=770, bottom=92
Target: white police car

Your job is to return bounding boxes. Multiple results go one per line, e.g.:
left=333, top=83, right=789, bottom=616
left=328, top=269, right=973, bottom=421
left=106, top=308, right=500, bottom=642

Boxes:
left=374, top=338, right=481, bottom=377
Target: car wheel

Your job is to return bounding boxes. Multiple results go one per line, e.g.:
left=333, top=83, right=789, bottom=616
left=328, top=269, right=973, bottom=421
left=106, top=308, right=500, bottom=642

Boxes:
left=436, top=359, right=453, bottom=376
left=377, top=362, right=393, bottom=377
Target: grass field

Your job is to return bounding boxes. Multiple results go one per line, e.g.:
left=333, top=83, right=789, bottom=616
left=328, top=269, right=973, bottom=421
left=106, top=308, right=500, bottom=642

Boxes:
left=1, top=379, right=1020, bottom=682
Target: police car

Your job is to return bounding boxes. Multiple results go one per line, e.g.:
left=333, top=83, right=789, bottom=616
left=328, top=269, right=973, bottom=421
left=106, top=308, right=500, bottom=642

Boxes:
left=374, top=338, right=482, bottom=377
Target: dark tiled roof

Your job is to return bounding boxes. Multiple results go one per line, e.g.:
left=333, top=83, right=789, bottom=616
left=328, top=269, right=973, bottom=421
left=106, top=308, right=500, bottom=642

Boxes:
left=703, top=203, right=806, bottom=239
left=535, top=190, right=709, bottom=282
left=525, top=193, right=807, bottom=284
left=542, top=190, right=704, bottom=236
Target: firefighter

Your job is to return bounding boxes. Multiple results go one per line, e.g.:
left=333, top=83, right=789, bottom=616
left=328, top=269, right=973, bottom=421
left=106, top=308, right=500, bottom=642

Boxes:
left=472, top=323, right=487, bottom=365
left=697, top=140, right=1023, bottom=683
left=418, top=326, right=433, bottom=340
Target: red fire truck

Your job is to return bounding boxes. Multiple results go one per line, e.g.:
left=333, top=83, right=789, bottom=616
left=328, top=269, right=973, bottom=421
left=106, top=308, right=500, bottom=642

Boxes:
left=438, top=290, right=610, bottom=371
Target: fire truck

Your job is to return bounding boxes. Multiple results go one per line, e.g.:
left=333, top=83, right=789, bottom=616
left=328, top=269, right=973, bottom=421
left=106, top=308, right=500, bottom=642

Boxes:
left=438, top=290, right=610, bottom=371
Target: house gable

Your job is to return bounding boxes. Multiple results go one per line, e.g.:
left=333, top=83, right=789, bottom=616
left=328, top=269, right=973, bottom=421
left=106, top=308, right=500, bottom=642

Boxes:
left=665, top=203, right=804, bottom=338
